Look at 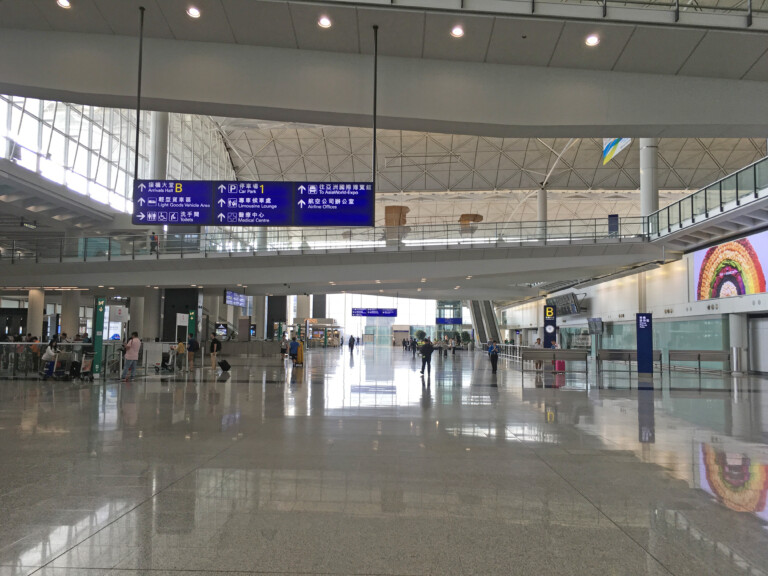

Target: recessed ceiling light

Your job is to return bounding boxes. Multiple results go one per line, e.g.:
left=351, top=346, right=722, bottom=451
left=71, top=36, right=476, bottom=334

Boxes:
left=451, top=25, right=464, bottom=38
left=585, top=34, right=600, bottom=47
left=57, top=0, right=71, bottom=8
left=454, top=286, right=460, bottom=290
left=186, top=6, right=201, bottom=18
left=98, top=285, right=104, bottom=288
left=421, top=278, right=426, bottom=283
left=379, top=289, right=384, bottom=293
left=318, top=15, right=332, bottom=28
left=417, top=288, right=422, bottom=292
left=466, top=276, right=472, bottom=280
left=191, top=284, right=196, bottom=287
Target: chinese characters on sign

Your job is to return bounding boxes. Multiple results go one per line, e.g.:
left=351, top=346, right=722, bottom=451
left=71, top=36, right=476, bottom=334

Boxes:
left=132, top=180, right=374, bottom=227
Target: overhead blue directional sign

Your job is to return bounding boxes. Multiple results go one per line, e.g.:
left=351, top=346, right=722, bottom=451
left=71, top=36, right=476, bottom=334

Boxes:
left=294, top=182, right=374, bottom=227
left=132, top=180, right=213, bottom=225
left=215, top=181, right=294, bottom=226
left=352, top=308, right=397, bottom=317
left=133, top=180, right=373, bottom=227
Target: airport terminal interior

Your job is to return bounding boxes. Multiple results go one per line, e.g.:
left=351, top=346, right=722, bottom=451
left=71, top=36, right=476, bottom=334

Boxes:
left=3, top=0, right=768, bottom=574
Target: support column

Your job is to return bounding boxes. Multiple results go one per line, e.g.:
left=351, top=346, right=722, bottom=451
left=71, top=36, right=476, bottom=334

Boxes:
left=537, top=188, right=547, bottom=239
left=130, top=296, right=145, bottom=339
left=640, top=138, right=659, bottom=217
left=60, top=291, right=81, bottom=338
left=149, top=112, right=169, bottom=180
left=251, top=295, right=266, bottom=339
left=297, top=295, right=311, bottom=322
left=27, top=289, right=45, bottom=340
left=729, top=313, right=749, bottom=373
left=142, top=288, right=161, bottom=341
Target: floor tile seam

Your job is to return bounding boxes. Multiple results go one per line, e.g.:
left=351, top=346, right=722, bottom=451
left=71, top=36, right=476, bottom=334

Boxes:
left=522, top=444, right=677, bottom=576
left=25, top=436, right=246, bottom=576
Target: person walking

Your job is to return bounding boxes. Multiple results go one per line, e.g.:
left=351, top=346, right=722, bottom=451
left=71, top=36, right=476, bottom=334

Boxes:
left=411, top=337, right=418, bottom=358
left=402, top=338, right=408, bottom=352
left=488, top=340, right=500, bottom=374
left=348, top=335, right=355, bottom=352
left=419, top=337, right=435, bottom=378
left=290, top=336, right=300, bottom=365
left=150, top=232, right=158, bottom=254
left=121, top=331, right=141, bottom=382
left=210, top=332, right=221, bottom=370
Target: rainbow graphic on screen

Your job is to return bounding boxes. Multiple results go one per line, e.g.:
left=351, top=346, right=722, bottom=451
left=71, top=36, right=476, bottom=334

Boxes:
left=701, top=444, right=768, bottom=514
left=695, top=238, right=766, bottom=300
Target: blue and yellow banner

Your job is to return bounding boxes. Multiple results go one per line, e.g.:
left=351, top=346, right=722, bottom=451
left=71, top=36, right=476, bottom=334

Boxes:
left=602, top=138, right=632, bottom=165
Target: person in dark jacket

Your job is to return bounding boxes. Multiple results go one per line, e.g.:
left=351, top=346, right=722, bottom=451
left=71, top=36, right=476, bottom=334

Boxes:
left=209, top=332, right=221, bottom=370
left=419, top=338, right=435, bottom=378
left=488, top=340, right=500, bottom=374
left=348, top=335, right=355, bottom=352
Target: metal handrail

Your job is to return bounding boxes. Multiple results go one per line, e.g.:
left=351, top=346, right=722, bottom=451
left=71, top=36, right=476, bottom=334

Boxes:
left=0, top=217, right=647, bottom=263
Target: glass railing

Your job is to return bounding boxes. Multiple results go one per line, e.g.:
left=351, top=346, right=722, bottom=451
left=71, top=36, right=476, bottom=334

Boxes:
left=0, top=217, right=647, bottom=263
left=648, top=156, right=768, bottom=239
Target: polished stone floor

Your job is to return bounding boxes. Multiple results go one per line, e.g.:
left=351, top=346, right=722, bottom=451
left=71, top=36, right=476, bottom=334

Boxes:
left=0, top=346, right=767, bottom=575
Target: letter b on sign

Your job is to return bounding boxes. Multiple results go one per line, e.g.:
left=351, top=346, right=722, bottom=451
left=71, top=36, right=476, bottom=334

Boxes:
left=545, top=306, right=554, bottom=318
left=175, top=183, right=183, bottom=194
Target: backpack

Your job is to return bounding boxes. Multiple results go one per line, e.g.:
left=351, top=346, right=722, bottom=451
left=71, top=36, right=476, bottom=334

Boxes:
left=189, top=339, right=200, bottom=352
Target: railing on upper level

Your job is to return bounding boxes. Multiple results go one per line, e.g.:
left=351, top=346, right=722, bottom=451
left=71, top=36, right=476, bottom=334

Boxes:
left=0, top=217, right=647, bottom=264
left=648, top=156, right=768, bottom=240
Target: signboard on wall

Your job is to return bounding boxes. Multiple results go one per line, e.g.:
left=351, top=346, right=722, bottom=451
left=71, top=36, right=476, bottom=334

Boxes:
left=224, top=290, right=247, bottom=308
left=543, top=305, right=557, bottom=349
left=436, top=318, right=462, bottom=325
left=693, top=229, right=768, bottom=301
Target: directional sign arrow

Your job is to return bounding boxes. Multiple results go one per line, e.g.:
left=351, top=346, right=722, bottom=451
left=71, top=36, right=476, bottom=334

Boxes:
left=217, top=198, right=226, bottom=207
left=218, top=184, right=226, bottom=193
left=138, top=198, right=145, bottom=206
left=137, top=212, right=146, bottom=221
left=298, top=199, right=306, bottom=208
left=138, top=183, right=146, bottom=191
left=298, top=185, right=306, bottom=193
left=217, top=213, right=226, bottom=222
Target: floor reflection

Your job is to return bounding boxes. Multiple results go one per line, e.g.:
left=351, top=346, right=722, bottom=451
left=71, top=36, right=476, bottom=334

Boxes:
left=0, top=347, right=767, bottom=574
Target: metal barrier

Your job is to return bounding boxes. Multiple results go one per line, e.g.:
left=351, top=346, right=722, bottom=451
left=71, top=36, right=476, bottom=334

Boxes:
left=520, top=349, right=589, bottom=379
left=668, top=350, right=731, bottom=374
left=597, top=349, right=663, bottom=375
left=0, top=341, right=95, bottom=380
left=497, top=344, right=530, bottom=363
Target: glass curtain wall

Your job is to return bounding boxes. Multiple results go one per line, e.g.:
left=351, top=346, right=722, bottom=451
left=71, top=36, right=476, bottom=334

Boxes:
left=0, top=95, right=234, bottom=214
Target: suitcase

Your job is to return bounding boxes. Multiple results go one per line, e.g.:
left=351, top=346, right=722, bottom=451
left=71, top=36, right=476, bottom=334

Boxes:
left=555, top=360, right=566, bottom=372
left=218, top=359, right=231, bottom=372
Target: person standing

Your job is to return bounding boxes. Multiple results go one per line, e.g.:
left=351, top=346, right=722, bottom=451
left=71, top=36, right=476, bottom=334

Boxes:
left=150, top=232, right=158, bottom=254
left=402, top=338, right=408, bottom=352
left=411, top=337, right=418, bottom=358
left=488, top=340, right=500, bottom=374
left=209, top=332, right=221, bottom=370
left=533, top=337, right=543, bottom=371
left=348, top=335, right=355, bottom=352
left=121, top=332, right=141, bottom=382
left=419, top=337, right=435, bottom=378
left=187, top=335, right=200, bottom=371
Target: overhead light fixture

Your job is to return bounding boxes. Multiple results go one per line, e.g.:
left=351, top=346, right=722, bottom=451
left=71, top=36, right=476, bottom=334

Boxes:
left=454, top=286, right=460, bottom=290
left=186, top=6, right=201, bottom=18
left=98, top=285, right=104, bottom=288
left=318, top=15, right=332, bottom=28
left=585, top=34, right=600, bottom=47
left=466, top=276, right=472, bottom=280
left=190, top=284, right=196, bottom=287
left=451, top=25, right=464, bottom=38
left=420, top=278, right=426, bottom=283
left=57, top=0, right=72, bottom=8
left=379, top=289, right=384, bottom=293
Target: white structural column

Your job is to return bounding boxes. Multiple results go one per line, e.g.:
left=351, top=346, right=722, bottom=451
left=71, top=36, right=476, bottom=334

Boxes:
left=150, top=111, right=169, bottom=179
left=142, top=288, right=161, bottom=341
left=60, top=291, right=80, bottom=337
left=27, top=289, right=45, bottom=339
left=296, top=295, right=311, bottom=322
left=729, top=313, right=749, bottom=373
left=537, top=188, right=547, bottom=239
left=640, top=138, right=659, bottom=217
left=130, top=297, right=144, bottom=339
left=251, top=295, right=266, bottom=339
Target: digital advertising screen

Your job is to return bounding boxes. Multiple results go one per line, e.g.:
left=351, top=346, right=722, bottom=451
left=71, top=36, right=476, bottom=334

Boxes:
left=693, top=230, right=768, bottom=301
